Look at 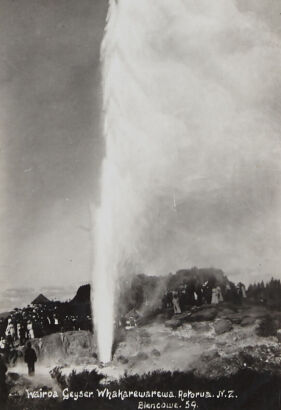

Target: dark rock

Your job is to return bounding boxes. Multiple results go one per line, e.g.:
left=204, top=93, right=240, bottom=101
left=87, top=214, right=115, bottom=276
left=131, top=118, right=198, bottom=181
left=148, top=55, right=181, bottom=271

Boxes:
left=136, top=352, right=149, bottom=361
left=70, top=284, right=90, bottom=304
left=277, top=329, right=281, bottom=342
left=241, top=317, right=254, bottom=327
left=165, top=319, right=181, bottom=329
left=140, top=339, right=151, bottom=347
left=190, top=308, right=217, bottom=322
left=176, top=311, right=192, bottom=321
left=32, top=294, right=50, bottom=305
left=151, top=349, right=161, bottom=357
left=227, top=315, right=242, bottom=325
left=139, top=329, right=150, bottom=337
left=214, top=319, right=233, bottom=335
left=218, top=307, right=236, bottom=316
left=191, top=322, right=211, bottom=332
left=238, top=351, right=256, bottom=366
left=117, top=355, right=129, bottom=364
left=256, top=316, right=277, bottom=337
left=201, top=349, right=220, bottom=361
left=6, top=372, right=20, bottom=382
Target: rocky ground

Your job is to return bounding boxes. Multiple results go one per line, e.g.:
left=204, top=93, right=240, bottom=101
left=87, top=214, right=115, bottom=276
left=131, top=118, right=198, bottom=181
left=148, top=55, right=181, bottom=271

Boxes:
left=6, top=302, right=281, bottom=399
left=111, top=302, right=281, bottom=379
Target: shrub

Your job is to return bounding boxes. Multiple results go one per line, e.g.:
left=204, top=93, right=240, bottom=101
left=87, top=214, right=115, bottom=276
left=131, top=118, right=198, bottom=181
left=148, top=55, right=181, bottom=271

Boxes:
left=256, top=315, right=277, bottom=337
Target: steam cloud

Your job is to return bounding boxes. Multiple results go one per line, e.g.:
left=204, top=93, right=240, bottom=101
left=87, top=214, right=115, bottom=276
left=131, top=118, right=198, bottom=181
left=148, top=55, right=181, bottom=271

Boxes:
left=92, top=0, right=281, bottom=362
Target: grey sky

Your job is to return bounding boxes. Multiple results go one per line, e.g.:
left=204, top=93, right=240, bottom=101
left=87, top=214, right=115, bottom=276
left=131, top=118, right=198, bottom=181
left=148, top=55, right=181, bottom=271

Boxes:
left=96, top=0, right=281, bottom=289
left=0, top=0, right=281, bottom=312
left=0, top=0, right=107, bottom=311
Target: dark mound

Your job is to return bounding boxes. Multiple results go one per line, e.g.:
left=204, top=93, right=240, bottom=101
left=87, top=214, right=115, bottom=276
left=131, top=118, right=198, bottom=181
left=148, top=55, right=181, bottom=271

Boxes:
left=70, top=285, right=91, bottom=305
left=31, top=293, right=50, bottom=305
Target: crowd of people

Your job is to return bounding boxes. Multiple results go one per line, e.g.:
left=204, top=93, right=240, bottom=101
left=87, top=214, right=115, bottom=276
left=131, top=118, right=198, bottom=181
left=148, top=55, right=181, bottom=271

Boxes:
left=0, top=281, right=248, bottom=350
left=0, top=300, right=93, bottom=399
left=0, top=279, right=248, bottom=362
left=162, top=280, right=247, bottom=314
left=0, top=301, right=92, bottom=359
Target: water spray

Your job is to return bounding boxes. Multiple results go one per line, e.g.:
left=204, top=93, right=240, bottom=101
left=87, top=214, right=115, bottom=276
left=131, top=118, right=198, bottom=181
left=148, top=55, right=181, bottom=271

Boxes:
left=92, top=0, right=281, bottom=363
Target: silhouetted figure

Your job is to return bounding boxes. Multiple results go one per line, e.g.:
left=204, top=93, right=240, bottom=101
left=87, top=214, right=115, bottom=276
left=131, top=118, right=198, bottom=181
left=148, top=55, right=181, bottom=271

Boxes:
left=172, top=292, right=181, bottom=314
left=225, top=282, right=238, bottom=304
left=202, top=281, right=212, bottom=304
left=163, top=291, right=173, bottom=309
left=236, top=283, right=243, bottom=304
left=240, top=283, right=247, bottom=298
left=19, top=324, right=26, bottom=345
left=0, top=353, right=8, bottom=405
left=179, top=288, right=189, bottom=311
left=24, top=342, right=37, bottom=376
left=224, top=283, right=232, bottom=302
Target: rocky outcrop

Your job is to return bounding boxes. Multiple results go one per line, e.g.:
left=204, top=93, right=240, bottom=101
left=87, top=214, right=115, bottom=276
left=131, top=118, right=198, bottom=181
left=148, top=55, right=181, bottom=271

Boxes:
left=190, top=308, right=217, bottom=322
left=214, top=319, right=233, bottom=335
left=117, top=355, right=129, bottom=364
left=240, top=317, right=254, bottom=327
left=165, top=318, right=181, bottom=329
left=191, top=322, right=211, bottom=332
left=70, top=284, right=91, bottom=304
left=201, top=349, right=220, bottom=361
left=19, top=331, right=97, bottom=366
left=136, top=352, right=149, bottom=361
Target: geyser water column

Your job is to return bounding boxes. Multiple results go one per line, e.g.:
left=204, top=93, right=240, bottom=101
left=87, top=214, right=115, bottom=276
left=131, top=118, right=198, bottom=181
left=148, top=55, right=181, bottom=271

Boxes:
left=92, top=0, right=188, bottom=362
left=92, top=0, right=281, bottom=362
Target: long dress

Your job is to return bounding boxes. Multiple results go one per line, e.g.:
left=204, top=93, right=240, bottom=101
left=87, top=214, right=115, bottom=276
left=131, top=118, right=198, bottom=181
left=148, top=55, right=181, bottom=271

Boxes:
left=27, top=323, right=34, bottom=339
left=241, top=284, right=247, bottom=298
left=5, top=323, right=15, bottom=339
left=172, top=296, right=181, bottom=314
left=211, top=288, right=219, bottom=304
left=217, top=286, right=224, bottom=302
